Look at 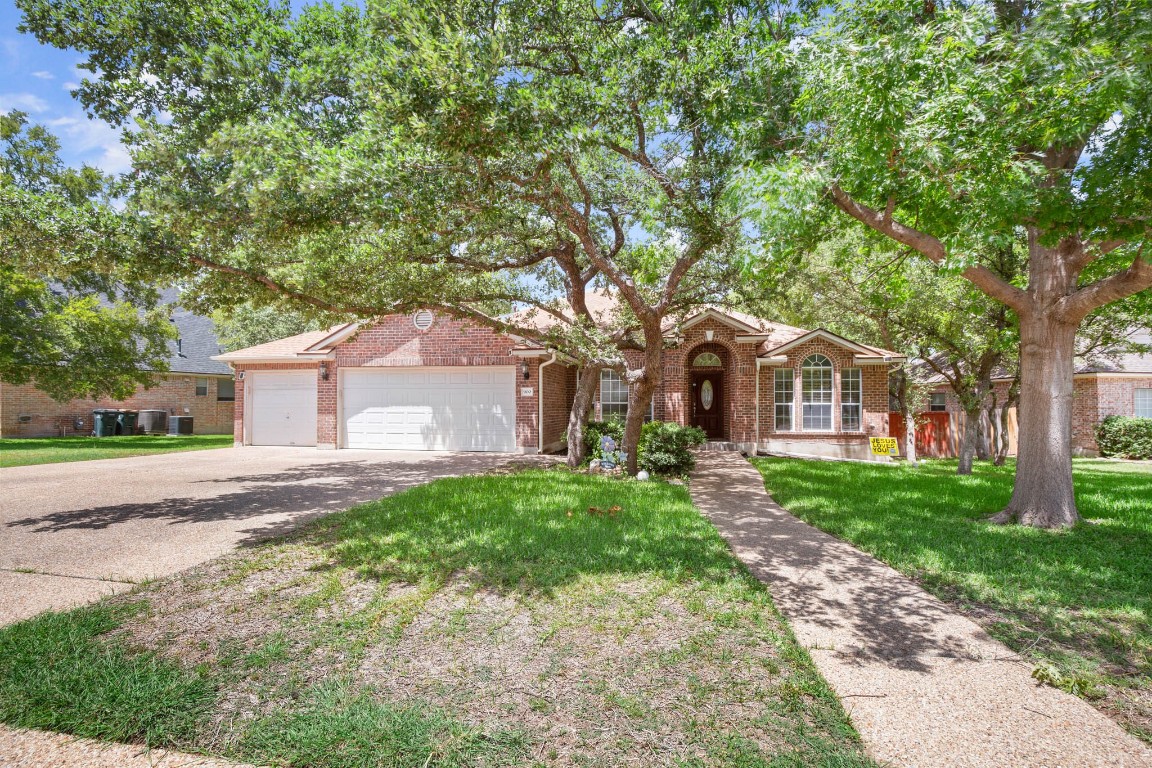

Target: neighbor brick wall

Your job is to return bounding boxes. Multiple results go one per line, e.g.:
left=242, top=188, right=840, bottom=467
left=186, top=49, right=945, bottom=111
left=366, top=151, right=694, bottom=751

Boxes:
left=0, top=376, right=234, bottom=438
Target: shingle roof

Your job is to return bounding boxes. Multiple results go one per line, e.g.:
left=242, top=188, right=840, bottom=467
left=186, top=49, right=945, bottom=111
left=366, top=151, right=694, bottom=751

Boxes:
left=212, top=324, right=354, bottom=362
left=165, top=294, right=233, bottom=375
left=1076, top=328, right=1152, bottom=374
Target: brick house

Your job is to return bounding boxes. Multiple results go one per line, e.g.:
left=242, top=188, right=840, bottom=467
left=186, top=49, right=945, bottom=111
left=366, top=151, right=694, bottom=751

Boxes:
left=214, top=301, right=903, bottom=460
left=922, top=328, right=1152, bottom=456
left=0, top=298, right=235, bottom=438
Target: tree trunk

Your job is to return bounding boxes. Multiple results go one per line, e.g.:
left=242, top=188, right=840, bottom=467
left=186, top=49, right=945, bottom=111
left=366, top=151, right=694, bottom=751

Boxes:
left=621, top=336, right=664, bottom=476
left=895, top=370, right=918, bottom=466
left=984, top=394, right=999, bottom=465
left=957, top=405, right=981, bottom=475
left=994, top=378, right=1019, bottom=467
left=975, top=413, right=991, bottom=461
left=990, top=314, right=1080, bottom=527
left=566, top=363, right=603, bottom=468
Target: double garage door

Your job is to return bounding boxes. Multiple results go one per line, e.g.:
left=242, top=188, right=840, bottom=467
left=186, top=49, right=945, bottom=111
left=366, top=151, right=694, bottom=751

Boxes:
left=342, top=367, right=516, bottom=452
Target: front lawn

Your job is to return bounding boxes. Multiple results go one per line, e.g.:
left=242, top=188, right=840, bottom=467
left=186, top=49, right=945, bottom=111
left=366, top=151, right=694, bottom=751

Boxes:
left=0, top=434, right=233, bottom=468
left=752, top=457, right=1152, bottom=743
left=0, top=469, right=876, bottom=767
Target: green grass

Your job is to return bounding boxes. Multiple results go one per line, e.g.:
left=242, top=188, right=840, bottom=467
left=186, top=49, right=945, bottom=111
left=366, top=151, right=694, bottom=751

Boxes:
left=752, top=456, right=1152, bottom=741
left=0, top=469, right=877, bottom=767
left=0, top=603, right=214, bottom=746
left=0, top=434, right=233, bottom=467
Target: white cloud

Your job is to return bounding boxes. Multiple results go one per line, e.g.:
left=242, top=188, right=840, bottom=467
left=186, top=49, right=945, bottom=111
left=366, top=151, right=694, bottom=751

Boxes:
left=45, top=114, right=135, bottom=175
left=0, top=92, right=50, bottom=113
left=31, top=70, right=55, bottom=80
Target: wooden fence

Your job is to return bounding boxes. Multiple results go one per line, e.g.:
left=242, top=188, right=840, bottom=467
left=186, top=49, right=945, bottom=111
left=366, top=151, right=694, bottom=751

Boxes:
left=889, top=409, right=1018, bottom=459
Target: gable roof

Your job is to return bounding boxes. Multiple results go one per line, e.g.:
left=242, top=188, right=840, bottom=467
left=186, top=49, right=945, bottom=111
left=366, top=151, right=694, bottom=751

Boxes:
left=1076, top=328, right=1152, bottom=374
left=213, top=324, right=352, bottom=363
left=760, top=328, right=903, bottom=361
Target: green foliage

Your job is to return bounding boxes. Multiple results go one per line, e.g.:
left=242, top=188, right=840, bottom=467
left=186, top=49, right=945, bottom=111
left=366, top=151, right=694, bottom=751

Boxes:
left=1095, top=416, right=1152, bottom=461
left=583, top=418, right=625, bottom=464
left=0, top=604, right=214, bottom=747
left=238, top=681, right=527, bottom=768
left=210, top=302, right=327, bottom=352
left=0, top=267, right=175, bottom=401
left=1, top=112, right=176, bottom=400
left=583, top=419, right=706, bottom=475
left=638, top=420, right=707, bottom=475
left=753, top=456, right=1152, bottom=739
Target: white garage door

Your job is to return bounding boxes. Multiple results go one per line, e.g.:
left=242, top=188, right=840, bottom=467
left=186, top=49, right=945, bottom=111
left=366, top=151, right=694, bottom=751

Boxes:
left=249, top=371, right=317, bottom=446
left=342, top=367, right=516, bottom=452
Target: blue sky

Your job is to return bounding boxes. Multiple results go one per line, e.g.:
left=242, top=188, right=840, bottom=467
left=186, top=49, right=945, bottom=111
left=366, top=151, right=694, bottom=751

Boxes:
left=0, top=0, right=132, bottom=174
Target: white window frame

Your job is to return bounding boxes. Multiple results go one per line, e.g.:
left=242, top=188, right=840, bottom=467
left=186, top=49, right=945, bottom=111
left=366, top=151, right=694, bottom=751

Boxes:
left=929, top=392, right=948, bottom=412
left=841, top=367, right=862, bottom=432
left=195, top=377, right=209, bottom=397
left=693, top=351, right=722, bottom=367
left=774, top=367, right=794, bottom=432
left=801, top=354, right=834, bottom=431
left=1136, top=388, right=1152, bottom=419
left=599, top=369, right=655, bottom=421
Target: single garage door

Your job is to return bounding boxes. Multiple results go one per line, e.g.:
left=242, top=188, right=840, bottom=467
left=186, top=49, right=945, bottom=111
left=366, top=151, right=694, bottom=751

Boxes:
left=249, top=371, right=317, bottom=446
left=342, top=367, right=516, bottom=451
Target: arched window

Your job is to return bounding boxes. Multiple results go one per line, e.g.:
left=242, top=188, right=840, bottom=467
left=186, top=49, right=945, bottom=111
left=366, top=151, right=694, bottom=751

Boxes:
left=801, top=354, right=833, bottom=430
left=692, top=351, right=722, bottom=367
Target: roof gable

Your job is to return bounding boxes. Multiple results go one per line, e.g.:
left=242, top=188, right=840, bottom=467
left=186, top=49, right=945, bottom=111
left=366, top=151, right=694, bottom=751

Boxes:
left=761, top=328, right=903, bottom=360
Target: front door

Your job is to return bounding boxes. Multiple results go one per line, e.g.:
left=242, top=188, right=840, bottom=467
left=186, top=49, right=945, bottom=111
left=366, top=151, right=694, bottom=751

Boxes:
left=692, top=371, right=724, bottom=439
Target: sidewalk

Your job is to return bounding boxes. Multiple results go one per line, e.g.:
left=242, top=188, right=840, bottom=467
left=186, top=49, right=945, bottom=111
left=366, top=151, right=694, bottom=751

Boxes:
left=689, top=452, right=1152, bottom=768
left=0, top=726, right=256, bottom=768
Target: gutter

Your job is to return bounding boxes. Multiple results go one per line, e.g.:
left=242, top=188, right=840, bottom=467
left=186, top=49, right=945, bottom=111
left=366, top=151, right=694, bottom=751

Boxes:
left=538, top=351, right=558, bottom=454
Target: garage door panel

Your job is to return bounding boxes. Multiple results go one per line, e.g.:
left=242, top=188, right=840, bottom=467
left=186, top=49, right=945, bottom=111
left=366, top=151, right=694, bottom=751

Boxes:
left=250, top=372, right=317, bottom=446
left=342, top=367, right=515, bottom=452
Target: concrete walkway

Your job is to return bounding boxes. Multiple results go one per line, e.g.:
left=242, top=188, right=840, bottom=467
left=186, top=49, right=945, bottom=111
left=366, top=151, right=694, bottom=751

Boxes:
left=690, top=452, right=1152, bottom=768
left=0, top=727, right=257, bottom=768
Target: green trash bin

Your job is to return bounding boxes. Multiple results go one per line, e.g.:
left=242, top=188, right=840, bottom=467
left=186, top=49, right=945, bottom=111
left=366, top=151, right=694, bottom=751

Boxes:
left=92, top=409, right=118, bottom=437
left=116, top=410, right=139, bottom=436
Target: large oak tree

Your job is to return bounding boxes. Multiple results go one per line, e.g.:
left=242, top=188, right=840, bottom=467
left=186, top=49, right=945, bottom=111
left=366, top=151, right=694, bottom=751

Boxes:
left=749, top=0, right=1152, bottom=526
left=20, top=0, right=795, bottom=471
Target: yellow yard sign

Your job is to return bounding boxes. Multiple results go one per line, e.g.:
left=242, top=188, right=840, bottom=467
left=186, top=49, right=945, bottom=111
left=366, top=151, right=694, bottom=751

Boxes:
left=869, top=437, right=900, bottom=456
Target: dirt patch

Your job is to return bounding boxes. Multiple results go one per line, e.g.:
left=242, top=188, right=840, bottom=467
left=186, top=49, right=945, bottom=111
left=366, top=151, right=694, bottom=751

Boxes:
left=356, top=573, right=798, bottom=765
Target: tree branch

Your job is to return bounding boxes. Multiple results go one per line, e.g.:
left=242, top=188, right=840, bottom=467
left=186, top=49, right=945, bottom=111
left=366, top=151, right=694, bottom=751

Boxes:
left=828, top=184, right=1031, bottom=313
left=1059, top=243, right=1152, bottom=321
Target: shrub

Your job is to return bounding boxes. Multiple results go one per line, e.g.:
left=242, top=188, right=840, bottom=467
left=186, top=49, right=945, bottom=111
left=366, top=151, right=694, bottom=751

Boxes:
left=1095, top=416, right=1152, bottom=460
left=638, top=420, right=708, bottom=475
left=582, top=418, right=707, bottom=475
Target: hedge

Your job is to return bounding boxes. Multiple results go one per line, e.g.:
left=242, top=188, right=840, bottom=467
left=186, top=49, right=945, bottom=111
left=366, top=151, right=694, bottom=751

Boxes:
left=1095, top=415, right=1152, bottom=460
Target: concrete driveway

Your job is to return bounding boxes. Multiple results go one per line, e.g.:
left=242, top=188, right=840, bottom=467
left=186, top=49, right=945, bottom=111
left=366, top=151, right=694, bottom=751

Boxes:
left=0, top=447, right=508, bottom=625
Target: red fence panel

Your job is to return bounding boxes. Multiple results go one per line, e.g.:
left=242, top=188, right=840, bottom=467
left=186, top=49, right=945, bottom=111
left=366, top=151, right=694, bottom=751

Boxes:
left=889, top=411, right=954, bottom=458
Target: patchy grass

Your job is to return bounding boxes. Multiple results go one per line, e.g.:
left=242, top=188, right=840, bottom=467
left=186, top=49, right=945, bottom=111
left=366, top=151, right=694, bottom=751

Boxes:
left=752, top=456, right=1152, bottom=743
left=0, top=434, right=233, bottom=468
left=0, top=469, right=877, bottom=767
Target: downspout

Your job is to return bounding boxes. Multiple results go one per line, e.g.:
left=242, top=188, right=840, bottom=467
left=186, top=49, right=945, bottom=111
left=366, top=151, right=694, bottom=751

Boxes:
left=754, top=360, right=761, bottom=455
left=538, top=351, right=558, bottom=454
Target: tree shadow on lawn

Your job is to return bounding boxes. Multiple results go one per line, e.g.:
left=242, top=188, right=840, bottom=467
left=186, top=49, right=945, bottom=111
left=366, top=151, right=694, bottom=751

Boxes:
left=753, top=458, right=1152, bottom=676
left=308, top=470, right=744, bottom=598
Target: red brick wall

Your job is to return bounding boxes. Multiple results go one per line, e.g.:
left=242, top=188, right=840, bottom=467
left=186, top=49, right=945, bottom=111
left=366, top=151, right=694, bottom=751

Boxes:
left=591, top=321, right=890, bottom=451
left=1079, top=375, right=1152, bottom=454
left=761, top=338, right=888, bottom=445
left=232, top=314, right=532, bottom=449
left=541, top=360, right=575, bottom=451
left=0, top=376, right=234, bottom=438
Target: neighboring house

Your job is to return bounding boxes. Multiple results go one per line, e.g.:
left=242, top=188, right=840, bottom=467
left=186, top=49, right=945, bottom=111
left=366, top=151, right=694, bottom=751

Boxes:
left=213, top=298, right=903, bottom=460
left=0, top=293, right=235, bottom=438
left=922, top=328, right=1152, bottom=456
